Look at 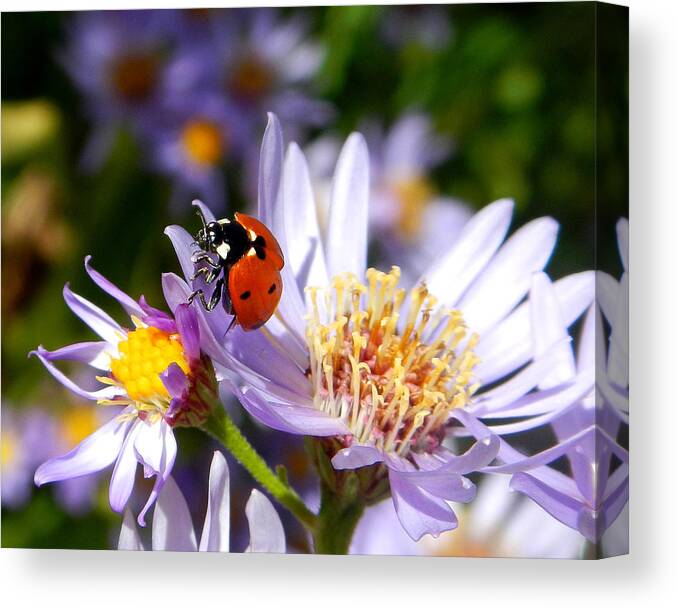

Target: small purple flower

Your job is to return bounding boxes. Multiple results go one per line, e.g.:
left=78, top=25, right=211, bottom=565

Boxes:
left=60, top=10, right=174, bottom=170
left=1, top=407, right=57, bottom=509
left=31, top=256, right=219, bottom=525
left=166, top=114, right=594, bottom=541
left=144, top=91, right=249, bottom=210
left=118, top=451, right=286, bottom=552
left=168, top=9, right=331, bottom=135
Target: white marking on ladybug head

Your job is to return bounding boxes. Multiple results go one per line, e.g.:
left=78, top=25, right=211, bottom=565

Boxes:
left=248, top=229, right=257, bottom=241
left=216, top=243, right=231, bottom=259
left=217, top=218, right=231, bottom=225
left=247, top=247, right=257, bottom=257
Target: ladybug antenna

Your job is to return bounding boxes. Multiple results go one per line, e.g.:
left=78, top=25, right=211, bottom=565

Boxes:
left=195, top=207, right=208, bottom=233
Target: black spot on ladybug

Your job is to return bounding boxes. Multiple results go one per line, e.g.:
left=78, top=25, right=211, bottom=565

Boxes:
left=268, top=283, right=277, bottom=295
left=256, top=248, right=266, bottom=260
left=254, top=235, right=266, bottom=248
left=240, top=290, right=251, bottom=300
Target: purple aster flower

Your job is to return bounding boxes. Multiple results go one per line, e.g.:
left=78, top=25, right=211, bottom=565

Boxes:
left=143, top=92, right=249, bottom=213
left=456, top=267, right=628, bottom=547
left=31, top=256, right=219, bottom=525
left=118, top=451, right=285, bottom=552
left=60, top=10, right=175, bottom=170
left=165, top=114, right=593, bottom=541
left=169, top=9, right=331, bottom=133
left=1, top=406, right=57, bottom=509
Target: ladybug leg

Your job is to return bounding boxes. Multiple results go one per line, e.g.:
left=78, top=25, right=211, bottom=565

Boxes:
left=186, top=288, right=209, bottom=309
left=192, top=266, right=221, bottom=283
left=204, top=278, right=225, bottom=311
left=191, top=252, right=221, bottom=269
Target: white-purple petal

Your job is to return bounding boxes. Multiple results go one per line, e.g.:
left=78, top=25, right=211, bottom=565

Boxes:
left=33, top=340, right=112, bottom=371
left=325, top=132, right=369, bottom=279
left=458, top=216, right=559, bottom=336
left=160, top=363, right=190, bottom=399
left=421, top=198, right=514, bottom=307
left=245, top=490, right=286, bottom=553
left=175, top=302, right=200, bottom=362
left=62, top=283, right=123, bottom=345
left=199, top=451, right=231, bottom=552
left=34, top=413, right=132, bottom=486
left=332, top=444, right=384, bottom=470
left=109, top=421, right=142, bottom=512
left=152, top=475, right=198, bottom=551
left=234, top=385, right=350, bottom=437
left=258, top=113, right=284, bottom=229
left=118, top=509, right=145, bottom=551
left=84, top=255, right=144, bottom=318
left=31, top=347, right=124, bottom=401
left=137, top=421, right=177, bottom=527
left=389, top=469, right=459, bottom=541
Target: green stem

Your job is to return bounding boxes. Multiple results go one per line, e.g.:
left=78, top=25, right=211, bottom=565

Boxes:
left=201, top=405, right=318, bottom=532
left=313, top=477, right=365, bottom=555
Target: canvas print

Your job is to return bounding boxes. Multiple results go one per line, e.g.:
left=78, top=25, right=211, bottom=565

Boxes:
left=1, top=3, right=628, bottom=558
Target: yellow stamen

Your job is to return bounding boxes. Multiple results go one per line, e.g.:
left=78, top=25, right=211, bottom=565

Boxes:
left=109, top=326, right=190, bottom=402
left=305, top=268, right=479, bottom=456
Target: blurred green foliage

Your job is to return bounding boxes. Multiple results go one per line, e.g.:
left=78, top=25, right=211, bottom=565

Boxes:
left=1, top=4, right=627, bottom=550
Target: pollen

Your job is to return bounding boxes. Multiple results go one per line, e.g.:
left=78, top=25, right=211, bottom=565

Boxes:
left=181, top=119, right=225, bottom=166
left=110, top=326, right=190, bottom=402
left=305, top=267, right=479, bottom=456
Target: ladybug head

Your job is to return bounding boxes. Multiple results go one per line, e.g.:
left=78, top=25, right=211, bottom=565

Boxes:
left=196, top=221, right=223, bottom=252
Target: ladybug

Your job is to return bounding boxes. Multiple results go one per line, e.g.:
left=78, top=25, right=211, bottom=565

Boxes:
left=187, top=208, right=284, bottom=331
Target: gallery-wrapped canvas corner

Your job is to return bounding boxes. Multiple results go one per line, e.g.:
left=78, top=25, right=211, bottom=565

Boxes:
left=1, top=2, right=628, bottom=559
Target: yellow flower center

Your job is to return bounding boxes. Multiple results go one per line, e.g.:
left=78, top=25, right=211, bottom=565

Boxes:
left=60, top=407, right=100, bottom=447
left=1, top=431, right=17, bottom=467
left=391, top=176, right=435, bottom=241
left=111, top=53, right=158, bottom=102
left=110, top=326, right=189, bottom=402
left=229, top=55, right=273, bottom=100
left=305, top=267, right=479, bottom=456
left=181, top=119, right=225, bottom=166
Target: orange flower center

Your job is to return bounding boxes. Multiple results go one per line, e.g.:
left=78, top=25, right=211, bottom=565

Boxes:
left=111, top=53, right=158, bottom=102
left=181, top=119, right=225, bottom=166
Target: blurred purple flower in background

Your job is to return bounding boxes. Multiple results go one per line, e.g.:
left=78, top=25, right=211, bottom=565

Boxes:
left=119, top=451, right=285, bottom=552
left=61, top=8, right=331, bottom=206
left=2, top=406, right=57, bottom=508
left=166, top=114, right=593, bottom=541
left=145, top=93, right=248, bottom=213
left=31, top=257, right=219, bottom=525
left=61, top=10, right=172, bottom=170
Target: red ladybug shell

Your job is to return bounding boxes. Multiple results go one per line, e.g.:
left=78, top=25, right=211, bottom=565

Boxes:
left=229, top=213, right=284, bottom=331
